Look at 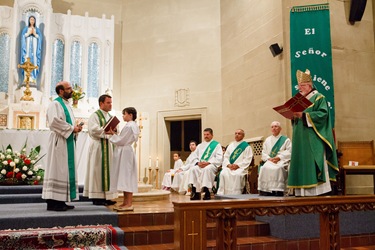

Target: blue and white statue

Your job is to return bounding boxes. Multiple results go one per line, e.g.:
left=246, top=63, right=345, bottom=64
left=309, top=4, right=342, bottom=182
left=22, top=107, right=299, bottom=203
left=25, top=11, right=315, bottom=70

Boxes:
left=20, top=15, right=42, bottom=85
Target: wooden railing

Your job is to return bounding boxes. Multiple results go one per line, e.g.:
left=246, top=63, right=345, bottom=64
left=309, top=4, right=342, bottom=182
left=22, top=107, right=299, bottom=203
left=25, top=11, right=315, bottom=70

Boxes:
left=173, top=195, right=375, bottom=250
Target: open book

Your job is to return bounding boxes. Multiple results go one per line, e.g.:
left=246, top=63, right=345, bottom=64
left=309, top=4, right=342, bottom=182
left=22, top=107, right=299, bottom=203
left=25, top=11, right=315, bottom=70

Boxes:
left=103, top=116, right=120, bottom=132
left=273, top=92, right=312, bottom=119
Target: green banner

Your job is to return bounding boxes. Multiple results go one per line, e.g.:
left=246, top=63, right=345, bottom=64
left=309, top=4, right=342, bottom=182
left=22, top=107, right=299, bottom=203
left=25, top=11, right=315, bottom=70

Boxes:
left=290, top=3, right=335, bottom=127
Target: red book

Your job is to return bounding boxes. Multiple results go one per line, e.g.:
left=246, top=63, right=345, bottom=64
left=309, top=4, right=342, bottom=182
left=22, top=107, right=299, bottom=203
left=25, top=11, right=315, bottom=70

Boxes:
left=273, top=92, right=313, bottom=119
left=103, top=116, right=120, bottom=132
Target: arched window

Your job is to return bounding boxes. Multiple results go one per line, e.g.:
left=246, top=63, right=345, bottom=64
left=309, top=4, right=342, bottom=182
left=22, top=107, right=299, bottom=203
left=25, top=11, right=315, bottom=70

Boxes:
left=0, top=32, right=10, bottom=93
left=50, top=38, right=64, bottom=96
left=70, top=40, right=82, bottom=87
left=87, top=42, right=100, bottom=98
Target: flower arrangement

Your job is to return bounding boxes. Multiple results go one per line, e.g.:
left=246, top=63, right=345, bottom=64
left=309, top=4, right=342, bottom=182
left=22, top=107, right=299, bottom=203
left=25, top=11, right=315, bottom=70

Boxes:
left=0, top=143, right=45, bottom=185
left=72, top=83, right=86, bottom=108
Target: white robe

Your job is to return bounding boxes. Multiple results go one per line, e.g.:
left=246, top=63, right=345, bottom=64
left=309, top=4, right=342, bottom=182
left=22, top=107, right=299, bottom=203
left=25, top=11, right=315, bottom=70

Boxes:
left=217, top=140, right=253, bottom=195
left=188, top=140, right=223, bottom=191
left=258, top=134, right=292, bottom=193
left=110, top=120, right=140, bottom=193
left=173, top=152, right=196, bottom=193
left=161, top=159, right=183, bottom=188
left=83, top=110, right=117, bottom=199
left=42, top=99, right=79, bottom=202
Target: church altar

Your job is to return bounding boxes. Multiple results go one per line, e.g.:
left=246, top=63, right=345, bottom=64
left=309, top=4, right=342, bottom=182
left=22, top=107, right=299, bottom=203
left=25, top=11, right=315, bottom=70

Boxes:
left=0, top=129, right=90, bottom=185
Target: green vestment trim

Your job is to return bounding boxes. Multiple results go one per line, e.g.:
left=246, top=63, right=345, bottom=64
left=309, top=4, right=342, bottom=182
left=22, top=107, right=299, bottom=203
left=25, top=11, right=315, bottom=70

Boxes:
left=229, top=141, right=249, bottom=164
left=259, top=136, right=287, bottom=171
left=201, top=140, right=219, bottom=162
left=95, top=110, right=111, bottom=192
left=55, top=97, right=76, bottom=199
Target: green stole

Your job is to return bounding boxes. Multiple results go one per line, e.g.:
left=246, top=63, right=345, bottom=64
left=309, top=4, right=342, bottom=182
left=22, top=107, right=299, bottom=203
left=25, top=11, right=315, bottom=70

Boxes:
left=229, top=141, right=249, bottom=164
left=201, top=140, right=219, bottom=162
left=259, top=135, right=288, bottom=170
left=95, top=110, right=111, bottom=192
left=55, top=97, right=76, bottom=199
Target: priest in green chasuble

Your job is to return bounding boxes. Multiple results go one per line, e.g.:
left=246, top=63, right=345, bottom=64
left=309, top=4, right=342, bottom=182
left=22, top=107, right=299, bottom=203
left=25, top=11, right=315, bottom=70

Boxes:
left=287, top=69, right=338, bottom=196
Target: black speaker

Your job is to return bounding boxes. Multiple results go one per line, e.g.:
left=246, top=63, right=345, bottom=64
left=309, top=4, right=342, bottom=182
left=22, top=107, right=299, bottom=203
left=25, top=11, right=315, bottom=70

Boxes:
left=269, top=43, right=283, bottom=57
left=349, top=0, right=367, bottom=24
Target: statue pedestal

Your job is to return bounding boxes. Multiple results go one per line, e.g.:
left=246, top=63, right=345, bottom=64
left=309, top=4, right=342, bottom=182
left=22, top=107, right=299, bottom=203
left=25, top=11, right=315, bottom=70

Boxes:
left=8, top=102, right=46, bottom=129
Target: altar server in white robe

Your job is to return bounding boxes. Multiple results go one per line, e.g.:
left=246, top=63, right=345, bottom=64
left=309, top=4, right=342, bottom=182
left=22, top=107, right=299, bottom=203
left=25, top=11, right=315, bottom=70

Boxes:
left=42, top=81, right=83, bottom=211
left=83, top=94, right=118, bottom=205
left=172, top=140, right=197, bottom=194
left=258, top=121, right=292, bottom=196
left=217, top=129, right=253, bottom=195
left=188, top=128, right=223, bottom=200
left=161, top=153, right=183, bottom=190
left=109, top=107, right=140, bottom=211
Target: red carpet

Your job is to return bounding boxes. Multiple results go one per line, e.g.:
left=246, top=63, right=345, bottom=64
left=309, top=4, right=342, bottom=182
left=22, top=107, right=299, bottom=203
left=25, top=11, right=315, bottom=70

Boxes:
left=0, top=225, right=121, bottom=249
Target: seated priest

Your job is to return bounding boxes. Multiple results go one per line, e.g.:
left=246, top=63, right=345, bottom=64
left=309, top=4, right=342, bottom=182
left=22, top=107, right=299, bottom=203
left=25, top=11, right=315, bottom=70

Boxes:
left=216, top=129, right=253, bottom=195
left=161, top=153, right=183, bottom=190
left=171, top=140, right=197, bottom=194
left=258, top=121, right=292, bottom=196
left=188, top=128, right=223, bottom=200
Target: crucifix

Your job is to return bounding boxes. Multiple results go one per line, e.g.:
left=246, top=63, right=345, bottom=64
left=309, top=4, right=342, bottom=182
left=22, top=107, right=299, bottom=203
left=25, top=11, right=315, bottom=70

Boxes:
left=187, top=220, right=199, bottom=249
left=18, top=57, right=38, bottom=101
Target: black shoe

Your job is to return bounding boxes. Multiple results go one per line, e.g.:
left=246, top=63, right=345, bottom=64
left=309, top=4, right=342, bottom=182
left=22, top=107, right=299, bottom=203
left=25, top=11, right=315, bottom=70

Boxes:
left=92, top=199, right=106, bottom=205
left=105, top=200, right=117, bottom=205
left=46, top=200, right=68, bottom=211
left=190, top=186, right=201, bottom=200
left=273, top=191, right=284, bottom=197
left=259, top=191, right=272, bottom=196
left=202, top=187, right=211, bottom=200
left=64, top=203, right=75, bottom=209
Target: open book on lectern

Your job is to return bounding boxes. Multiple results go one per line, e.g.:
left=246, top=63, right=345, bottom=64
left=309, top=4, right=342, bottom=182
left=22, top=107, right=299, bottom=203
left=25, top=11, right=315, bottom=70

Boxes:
left=273, top=92, right=313, bottom=119
left=103, top=116, right=120, bottom=132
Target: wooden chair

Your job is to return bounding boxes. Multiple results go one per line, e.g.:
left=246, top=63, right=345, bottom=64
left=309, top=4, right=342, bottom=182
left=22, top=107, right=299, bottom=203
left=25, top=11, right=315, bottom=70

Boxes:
left=337, top=140, right=375, bottom=195
left=244, top=136, right=264, bottom=194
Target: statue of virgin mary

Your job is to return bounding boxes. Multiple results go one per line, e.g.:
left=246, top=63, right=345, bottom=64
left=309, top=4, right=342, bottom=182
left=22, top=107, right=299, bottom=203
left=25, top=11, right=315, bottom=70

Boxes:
left=20, top=15, right=43, bottom=86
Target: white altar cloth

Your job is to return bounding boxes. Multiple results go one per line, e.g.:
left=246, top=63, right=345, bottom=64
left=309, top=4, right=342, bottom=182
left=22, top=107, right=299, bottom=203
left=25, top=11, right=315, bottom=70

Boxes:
left=0, top=129, right=90, bottom=185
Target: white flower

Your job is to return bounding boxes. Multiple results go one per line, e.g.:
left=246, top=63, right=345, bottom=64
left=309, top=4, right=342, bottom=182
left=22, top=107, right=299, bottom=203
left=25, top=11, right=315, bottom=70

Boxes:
left=37, top=176, right=41, bottom=180
left=6, top=149, right=12, bottom=153
left=22, top=166, right=28, bottom=171
left=22, top=148, right=26, bottom=152
left=16, top=152, right=21, bottom=157
left=34, top=155, right=39, bottom=159
left=14, top=168, right=20, bottom=173
left=27, top=170, right=33, bottom=175
left=22, top=174, right=27, bottom=179
left=6, top=154, right=11, bottom=159
left=9, top=162, right=15, bottom=167
left=1, top=169, right=6, bottom=175
left=2, top=160, right=8, bottom=166
left=31, top=160, right=35, bottom=164
left=14, top=151, right=19, bottom=155
left=0, top=154, right=4, bottom=160
left=33, top=165, right=39, bottom=171
left=14, top=159, right=20, bottom=164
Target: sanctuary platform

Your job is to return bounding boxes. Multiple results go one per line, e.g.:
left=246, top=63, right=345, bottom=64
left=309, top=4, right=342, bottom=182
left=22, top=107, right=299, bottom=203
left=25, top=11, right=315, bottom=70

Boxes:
left=1, top=185, right=375, bottom=250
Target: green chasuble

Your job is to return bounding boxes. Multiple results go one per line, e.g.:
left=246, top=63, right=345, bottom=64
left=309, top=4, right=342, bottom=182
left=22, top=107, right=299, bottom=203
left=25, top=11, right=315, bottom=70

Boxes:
left=95, top=110, right=111, bottom=192
left=55, top=97, right=76, bottom=199
left=287, top=91, right=338, bottom=188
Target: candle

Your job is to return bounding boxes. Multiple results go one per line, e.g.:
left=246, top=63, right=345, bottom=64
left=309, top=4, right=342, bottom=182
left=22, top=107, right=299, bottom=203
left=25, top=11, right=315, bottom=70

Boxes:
left=156, top=157, right=159, bottom=168
left=149, top=156, right=151, bottom=168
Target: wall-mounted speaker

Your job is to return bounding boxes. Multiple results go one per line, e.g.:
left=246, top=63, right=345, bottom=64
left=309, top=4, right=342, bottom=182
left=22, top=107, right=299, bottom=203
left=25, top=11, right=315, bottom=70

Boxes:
left=349, top=0, right=367, bottom=24
left=269, top=43, right=283, bottom=57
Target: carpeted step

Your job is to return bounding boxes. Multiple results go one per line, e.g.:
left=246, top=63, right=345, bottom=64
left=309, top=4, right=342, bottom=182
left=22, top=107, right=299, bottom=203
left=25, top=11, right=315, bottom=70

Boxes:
left=0, top=202, right=118, bottom=230
left=0, top=185, right=84, bottom=194
left=0, top=193, right=90, bottom=204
